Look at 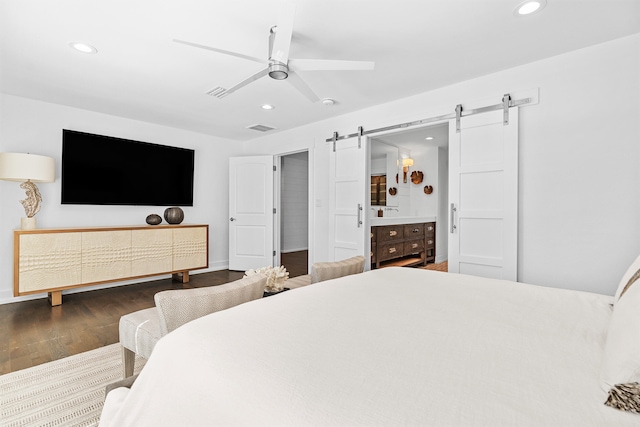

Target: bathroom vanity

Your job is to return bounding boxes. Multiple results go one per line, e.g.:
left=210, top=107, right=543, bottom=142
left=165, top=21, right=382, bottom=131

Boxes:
left=370, top=217, right=435, bottom=269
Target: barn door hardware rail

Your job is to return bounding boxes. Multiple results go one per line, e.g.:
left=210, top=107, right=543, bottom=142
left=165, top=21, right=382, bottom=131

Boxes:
left=327, top=92, right=532, bottom=144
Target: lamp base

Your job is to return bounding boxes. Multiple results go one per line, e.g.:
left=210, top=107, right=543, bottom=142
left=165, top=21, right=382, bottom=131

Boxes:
left=21, top=217, right=37, bottom=230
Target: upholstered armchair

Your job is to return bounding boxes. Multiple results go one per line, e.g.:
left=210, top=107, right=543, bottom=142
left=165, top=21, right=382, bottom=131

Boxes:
left=118, top=274, right=267, bottom=378
left=286, top=255, right=366, bottom=289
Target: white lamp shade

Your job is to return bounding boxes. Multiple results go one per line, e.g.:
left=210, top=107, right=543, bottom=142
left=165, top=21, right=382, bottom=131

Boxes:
left=0, top=153, right=55, bottom=182
left=402, top=158, right=414, bottom=167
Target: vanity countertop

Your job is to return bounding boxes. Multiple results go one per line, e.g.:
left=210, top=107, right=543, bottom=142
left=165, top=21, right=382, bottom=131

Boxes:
left=370, top=216, right=436, bottom=226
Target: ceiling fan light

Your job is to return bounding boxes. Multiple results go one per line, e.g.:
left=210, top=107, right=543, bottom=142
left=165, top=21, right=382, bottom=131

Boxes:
left=269, top=63, right=289, bottom=80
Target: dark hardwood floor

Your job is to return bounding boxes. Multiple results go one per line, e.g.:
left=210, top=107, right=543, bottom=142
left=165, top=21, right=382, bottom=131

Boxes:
left=0, top=250, right=308, bottom=375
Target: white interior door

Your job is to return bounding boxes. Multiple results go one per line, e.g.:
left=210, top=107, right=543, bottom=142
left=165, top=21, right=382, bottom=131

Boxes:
left=229, top=156, right=274, bottom=271
left=448, top=108, right=518, bottom=280
left=328, top=136, right=368, bottom=262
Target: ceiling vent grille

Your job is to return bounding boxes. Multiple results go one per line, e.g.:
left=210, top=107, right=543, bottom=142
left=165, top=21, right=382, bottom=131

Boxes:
left=205, top=87, right=228, bottom=98
left=246, top=124, right=276, bottom=132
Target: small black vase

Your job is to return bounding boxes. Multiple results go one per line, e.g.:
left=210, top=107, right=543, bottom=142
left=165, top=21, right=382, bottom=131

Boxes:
left=164, top=207, right=184, bottom=224
left=146, top=214, right=162, bottom=225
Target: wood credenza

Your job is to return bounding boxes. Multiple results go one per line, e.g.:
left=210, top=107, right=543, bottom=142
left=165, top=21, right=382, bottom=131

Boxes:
left=371, top=222, right=435, bottom=268
left=14, top=224, right=209, bottom=306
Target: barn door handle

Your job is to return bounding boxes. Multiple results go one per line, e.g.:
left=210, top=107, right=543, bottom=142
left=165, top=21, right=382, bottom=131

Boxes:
left=357, top=203, right=363, bottom=228
left=450, top=203, right=457, bottom=233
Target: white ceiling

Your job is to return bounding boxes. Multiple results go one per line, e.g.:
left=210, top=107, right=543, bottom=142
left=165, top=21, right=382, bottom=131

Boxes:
left=1, top=0, right=639, bottom=141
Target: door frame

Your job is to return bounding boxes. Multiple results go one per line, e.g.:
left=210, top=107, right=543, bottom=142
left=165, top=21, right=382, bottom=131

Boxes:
left=365, top=122, right=450, bottom=269
left=274, top=149, right=313, bottom=273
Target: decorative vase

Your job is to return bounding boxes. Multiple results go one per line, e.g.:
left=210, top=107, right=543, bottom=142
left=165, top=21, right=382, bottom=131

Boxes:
left=146, top=214, right=162, bottom=225
left=164, top=207, right=184, bottom=224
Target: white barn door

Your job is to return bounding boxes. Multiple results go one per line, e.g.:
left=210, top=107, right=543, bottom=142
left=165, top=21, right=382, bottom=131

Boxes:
left=229, top=156, right=274, bottom=271
left=328, top=136, right=368, bottom=262
left=448, top=108, right=519, bottom=280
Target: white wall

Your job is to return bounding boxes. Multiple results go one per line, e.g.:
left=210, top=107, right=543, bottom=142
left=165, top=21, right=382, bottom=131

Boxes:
left=281, top=152, right=308, bottom=253
left=407, top=146, right=439, bottom=217
left=0, top=94, right=242, bottom=304
left=243, top=33, right=640, bottom=295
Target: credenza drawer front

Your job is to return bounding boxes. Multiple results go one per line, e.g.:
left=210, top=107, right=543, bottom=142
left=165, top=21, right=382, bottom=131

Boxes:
left=378, top=225, right=404, bottom=242
left=132, top=229, right=173, bottom=276
left=173, top=227, right=208, bottom=271
left=18, top=233, right=82, bottom=293
left=82, top=231, right=132, bottom=283
left=403, top=223, right=425, bottom=239
left=379, top=242, right=404, bottom=261
left=404, top=239, right=425, bottom=255
left=425, top=222, right=435, bottom=236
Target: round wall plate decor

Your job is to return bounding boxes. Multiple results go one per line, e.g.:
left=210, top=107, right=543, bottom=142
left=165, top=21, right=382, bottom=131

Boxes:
left=411, top=171, right=424, bottom=184
left=389, top=187, right=397, bottom=196
left=424, top=185, right=433, bottom=194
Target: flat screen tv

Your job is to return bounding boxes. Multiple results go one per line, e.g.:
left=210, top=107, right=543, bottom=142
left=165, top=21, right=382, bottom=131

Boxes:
left=61, top=130, right=195, bottom=206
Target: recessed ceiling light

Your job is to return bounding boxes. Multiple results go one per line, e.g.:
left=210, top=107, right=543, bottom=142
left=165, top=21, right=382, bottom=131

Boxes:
left=322, top=98, right=336, bottom=106
left=69, top=42, right=98, bottom=54
left=425, top=136, right=434, bottom=140
left=261, top=104, right=275, bottom=110
left=514, top=0, right=546, bottom=16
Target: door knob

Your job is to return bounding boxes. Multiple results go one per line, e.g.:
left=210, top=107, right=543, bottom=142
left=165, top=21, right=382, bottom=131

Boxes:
left=229, top=217, right=236, bottom=221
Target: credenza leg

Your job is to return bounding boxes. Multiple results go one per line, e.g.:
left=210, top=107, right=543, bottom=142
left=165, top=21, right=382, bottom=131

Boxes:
left=172, top=271, right=190, bottom=284
left=48, top=291, right=62, bottom=306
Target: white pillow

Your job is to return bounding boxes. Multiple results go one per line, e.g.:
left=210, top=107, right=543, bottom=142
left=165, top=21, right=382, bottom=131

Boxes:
left=613, top=254, right=640, bottom=302
left=600, top=271, right=640, bottom=412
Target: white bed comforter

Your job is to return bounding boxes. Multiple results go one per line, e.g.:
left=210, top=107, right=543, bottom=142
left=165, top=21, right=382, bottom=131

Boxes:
left=101, top=268, right=640, bottom=426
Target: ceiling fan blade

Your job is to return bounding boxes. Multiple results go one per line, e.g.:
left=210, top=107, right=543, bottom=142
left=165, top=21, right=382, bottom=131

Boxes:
left=289, top=58, right=375, bottom=71
left=270, top=2, right=295, bottom=63
left=173, top=39, right=267, bottom=65
left=286, top=71, right=319, bottom=103
left=219, top=67, right=270, bottom=98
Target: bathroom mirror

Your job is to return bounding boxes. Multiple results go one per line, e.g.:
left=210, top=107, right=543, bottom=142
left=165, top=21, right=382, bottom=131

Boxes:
left=370, top=139, right=399, bottom=207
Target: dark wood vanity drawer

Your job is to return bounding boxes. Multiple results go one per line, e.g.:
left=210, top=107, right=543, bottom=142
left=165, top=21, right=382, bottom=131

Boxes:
left=378, top=242, right=404, bottom=261
left=425, top=222, right=435, bottom=236
left=371, top=221, right=435, bottom=269
left=425, top=236, right=435, bottom=249
left=403, top=223, right=424, bottom=239
left=378, top=225, right=404, bottom=242
left=404, top=238, right=424, bottom=255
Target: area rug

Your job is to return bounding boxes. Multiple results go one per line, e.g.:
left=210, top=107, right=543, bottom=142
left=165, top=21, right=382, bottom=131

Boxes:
left=0, top=344, right=145, bottom=427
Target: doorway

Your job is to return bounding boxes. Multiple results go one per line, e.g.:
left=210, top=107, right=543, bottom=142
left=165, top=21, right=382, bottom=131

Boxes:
left=278, top=151, right=309, bottom=278
left=369, top=123, right=449, bottom=265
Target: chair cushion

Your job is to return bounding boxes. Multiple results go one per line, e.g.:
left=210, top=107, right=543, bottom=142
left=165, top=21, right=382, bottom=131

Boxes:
left=119, top=307, right=161, bottom=359
left=311, top=256, right=365, bottom=283
left=154, top=275, right=267, bottom=335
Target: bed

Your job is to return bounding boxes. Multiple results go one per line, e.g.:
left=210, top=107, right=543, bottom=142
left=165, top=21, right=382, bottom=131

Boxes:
left=99, top=264, right=640, bottom=426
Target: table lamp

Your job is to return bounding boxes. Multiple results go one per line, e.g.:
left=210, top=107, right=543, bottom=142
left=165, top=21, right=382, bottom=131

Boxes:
left=0, top=152, right=56, bottom=229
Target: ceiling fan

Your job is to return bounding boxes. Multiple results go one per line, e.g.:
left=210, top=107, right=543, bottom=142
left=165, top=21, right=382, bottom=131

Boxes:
left=173, top=2, right=375, bottom=103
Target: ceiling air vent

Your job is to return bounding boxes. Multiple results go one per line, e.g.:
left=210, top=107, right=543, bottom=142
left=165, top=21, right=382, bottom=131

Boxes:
left=246, top=124, right=276, bottom=132
left=205, top=87, right=228, bottom=98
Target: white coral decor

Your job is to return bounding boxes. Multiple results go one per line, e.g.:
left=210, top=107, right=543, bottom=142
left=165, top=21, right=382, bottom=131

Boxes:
left=244, top=265, right=289, bottom=292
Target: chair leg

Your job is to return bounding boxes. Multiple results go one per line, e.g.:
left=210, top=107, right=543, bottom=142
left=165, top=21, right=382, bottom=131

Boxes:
left=122, top=346, right=135, bottom=379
